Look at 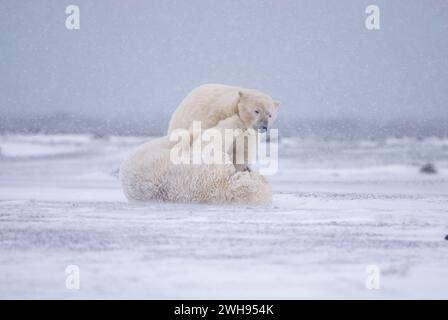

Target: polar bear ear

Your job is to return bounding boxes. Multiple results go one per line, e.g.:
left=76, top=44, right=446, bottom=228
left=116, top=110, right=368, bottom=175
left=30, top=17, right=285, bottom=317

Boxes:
left=238, top=91, right=246, bottom=100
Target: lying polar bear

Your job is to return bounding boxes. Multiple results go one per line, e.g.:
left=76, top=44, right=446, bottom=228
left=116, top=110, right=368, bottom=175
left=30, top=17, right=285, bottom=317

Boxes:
left=120, top=115, right=272, bottom=204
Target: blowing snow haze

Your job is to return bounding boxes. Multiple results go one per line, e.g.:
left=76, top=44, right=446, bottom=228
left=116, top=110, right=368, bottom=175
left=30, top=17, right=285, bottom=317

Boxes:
left=1, top=0, right=447, bottom=137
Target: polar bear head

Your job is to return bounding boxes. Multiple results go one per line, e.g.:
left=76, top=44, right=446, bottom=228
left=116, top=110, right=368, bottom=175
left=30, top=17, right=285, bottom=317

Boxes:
left=237, top=90, right=279, bottom=133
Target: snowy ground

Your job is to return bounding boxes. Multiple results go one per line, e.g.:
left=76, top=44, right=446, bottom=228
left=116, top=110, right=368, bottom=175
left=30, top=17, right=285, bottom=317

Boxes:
left=0, top=134, right=447, bottom=299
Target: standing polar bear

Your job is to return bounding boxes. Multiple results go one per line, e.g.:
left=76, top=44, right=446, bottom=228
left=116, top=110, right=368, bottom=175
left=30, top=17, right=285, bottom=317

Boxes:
left=120, top=84, right=279, bottom=204
left=168, top=84, right=279, bottom=171
left=168, top=84, right=279, bottom=134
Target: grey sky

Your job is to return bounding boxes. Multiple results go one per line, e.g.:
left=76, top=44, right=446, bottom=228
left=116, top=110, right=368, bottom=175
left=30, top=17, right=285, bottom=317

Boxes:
left=1, top=0, right=447, bottom=133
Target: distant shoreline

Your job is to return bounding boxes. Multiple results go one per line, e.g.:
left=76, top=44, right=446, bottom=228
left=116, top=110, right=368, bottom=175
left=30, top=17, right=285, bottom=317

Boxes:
left=1, top=114, right=447, bottom=139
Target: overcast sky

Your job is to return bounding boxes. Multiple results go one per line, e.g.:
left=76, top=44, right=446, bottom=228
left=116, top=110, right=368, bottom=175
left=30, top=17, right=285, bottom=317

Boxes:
left=1, top=0, right=447, bottom=132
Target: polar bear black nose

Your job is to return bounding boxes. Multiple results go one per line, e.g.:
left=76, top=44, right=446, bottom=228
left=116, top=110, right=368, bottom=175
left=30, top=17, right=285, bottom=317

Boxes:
left=260, top=126, right=268, bottom=132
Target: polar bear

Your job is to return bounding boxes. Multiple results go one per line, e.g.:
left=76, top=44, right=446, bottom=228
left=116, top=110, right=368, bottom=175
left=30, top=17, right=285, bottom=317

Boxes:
left=168, top=84, right=279, bottom=134
left=119, top=138, right=271, bottom=204
left=168, top=84, right=279, bottom=171
left=119, top=116, right=272, bottom=204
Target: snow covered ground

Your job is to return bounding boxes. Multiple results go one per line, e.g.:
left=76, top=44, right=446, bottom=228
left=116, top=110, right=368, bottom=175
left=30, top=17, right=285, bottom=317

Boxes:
left=0, top=134, right=447, bottom=299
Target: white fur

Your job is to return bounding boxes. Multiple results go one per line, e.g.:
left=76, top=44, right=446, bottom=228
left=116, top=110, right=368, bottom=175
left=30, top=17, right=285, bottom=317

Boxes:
left=119, top=84, right=277, bottom=204
left=168, top=84, right=279, bottom=171
left=168, top=84, right=279, bottom=134
left=119, top=136, right=272, bottom=204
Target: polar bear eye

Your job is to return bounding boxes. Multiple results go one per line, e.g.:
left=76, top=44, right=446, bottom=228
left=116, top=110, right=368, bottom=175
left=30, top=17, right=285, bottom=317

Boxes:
left=268, top=114, right=272, bottom=118
left=254, top=110, right=260, bottom=114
